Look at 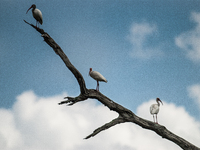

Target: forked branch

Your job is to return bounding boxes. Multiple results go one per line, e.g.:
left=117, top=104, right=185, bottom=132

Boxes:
left=25, top=21, right=200, bottom=150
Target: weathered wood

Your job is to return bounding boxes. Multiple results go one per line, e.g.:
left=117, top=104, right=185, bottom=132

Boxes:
left=25, top=21, right=200, bottom=150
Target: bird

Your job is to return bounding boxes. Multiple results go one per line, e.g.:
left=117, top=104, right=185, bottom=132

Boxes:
left=26, top=4, right=43, bottom=28
left=89, top=68, right=107, bottom=91
left=150, top=98, right=163, bottom=124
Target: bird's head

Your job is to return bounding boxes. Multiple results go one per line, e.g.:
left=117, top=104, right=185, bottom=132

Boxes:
left=26, top=4, right=36, bottom=14
left=89, top=68, right=92, bottom=75
left=156, top=98, right=163, bottom=105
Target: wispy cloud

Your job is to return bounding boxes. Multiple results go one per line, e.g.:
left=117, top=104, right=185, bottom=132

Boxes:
left=175, top=12, right=200, bottom=63
left=188, top=84, right=200, bottom=109
left=127, top=21, right=163, bottom=59
left=0, top=91, right=199, bottom=150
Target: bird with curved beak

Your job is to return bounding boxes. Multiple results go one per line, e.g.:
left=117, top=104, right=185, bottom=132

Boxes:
left=26, top=4, right=43, bottom=28
left=150, top=98, right=163, bottom=124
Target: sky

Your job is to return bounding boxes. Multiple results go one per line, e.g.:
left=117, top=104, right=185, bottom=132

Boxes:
left=0, top=0, right=200, bottom=149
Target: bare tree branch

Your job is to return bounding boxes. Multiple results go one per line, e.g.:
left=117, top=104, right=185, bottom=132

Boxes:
left=84, top=116, right=126, bottom=139
left=25, top=21, right=200, bottom=150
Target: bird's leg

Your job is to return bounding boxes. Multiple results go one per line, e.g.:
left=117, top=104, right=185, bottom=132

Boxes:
left=153, top=115, right=155, bottom=123
left=156, top=114, right=158, bottom=124
left=96, top=81, right=99, bottom=91
left=36, top=21, right=39, bottom=28
left=97, top=81, right=99, bottom=91
left=38, top=21, right=40, bottom=28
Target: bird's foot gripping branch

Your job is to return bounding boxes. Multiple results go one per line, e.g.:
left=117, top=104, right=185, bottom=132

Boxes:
left=25, top=20, right=200, bottom=150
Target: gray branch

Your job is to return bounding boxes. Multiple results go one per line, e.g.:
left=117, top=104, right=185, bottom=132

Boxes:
left=25, top=21, right=200, bottom=150
left=84, top=116, right=126, bottom=139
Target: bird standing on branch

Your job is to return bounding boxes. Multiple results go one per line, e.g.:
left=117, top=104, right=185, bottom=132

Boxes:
left=26, top=4, right=43, bottom=28
left=150, top=98, right=163, bottom=124
left=89, top=68, right=107, bottom=91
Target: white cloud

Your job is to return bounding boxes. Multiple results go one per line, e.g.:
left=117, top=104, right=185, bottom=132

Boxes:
left=0, top=91, right=200, bottom=150
left=127, top=22, right=163, bottom=59
left=175, top=12, right=200, bottom=62
left=0, top=109, right=23, bottom=150
left=188, top=84, right=200, bottom=109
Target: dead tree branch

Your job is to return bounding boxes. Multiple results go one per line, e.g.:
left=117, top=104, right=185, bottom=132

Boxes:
left=85, top=116, right=126, bottom=139
left=25, top=21, right=200, bottom=150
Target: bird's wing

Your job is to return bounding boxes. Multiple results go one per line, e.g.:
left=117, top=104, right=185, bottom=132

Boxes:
left=150, top=104, right=159, bottom=114
left=33, top=9, right=43, bottom=24
left=90, top=71, right=107, bottom=82
left=150, top=105, right=154, bottom=114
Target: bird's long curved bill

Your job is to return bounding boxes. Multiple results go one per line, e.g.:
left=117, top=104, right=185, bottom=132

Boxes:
left=26, top=6, right=32, bottom=14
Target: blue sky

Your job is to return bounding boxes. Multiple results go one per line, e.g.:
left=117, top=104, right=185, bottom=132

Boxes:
left=1, top=1, right=200, bottom=149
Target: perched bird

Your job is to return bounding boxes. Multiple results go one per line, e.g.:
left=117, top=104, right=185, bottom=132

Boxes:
left=89, top=68, right=107, bottom=91
left=150, top=98, right=163, bottom=123
left=26, top=4, right=43, bottom=28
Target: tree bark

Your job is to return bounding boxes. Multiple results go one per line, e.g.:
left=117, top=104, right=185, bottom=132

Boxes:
left=25, top=20, right=200, bottom=150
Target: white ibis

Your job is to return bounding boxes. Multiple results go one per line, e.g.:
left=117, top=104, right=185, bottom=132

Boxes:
left=150, top=98, right=163, bottom=124
left=89, top=68, right=107, bottom=91
left=26, top=4, right=43, bottom=28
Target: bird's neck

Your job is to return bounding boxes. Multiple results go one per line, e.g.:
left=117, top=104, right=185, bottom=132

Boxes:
left=157, top=101, right=160, bottom=106
left=32, top=8, right=35, bottom=13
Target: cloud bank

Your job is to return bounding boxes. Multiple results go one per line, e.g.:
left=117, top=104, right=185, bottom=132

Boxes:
left=0, top=91, right=199, bottom=150
left=175, top=12, right=200, bottom=62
